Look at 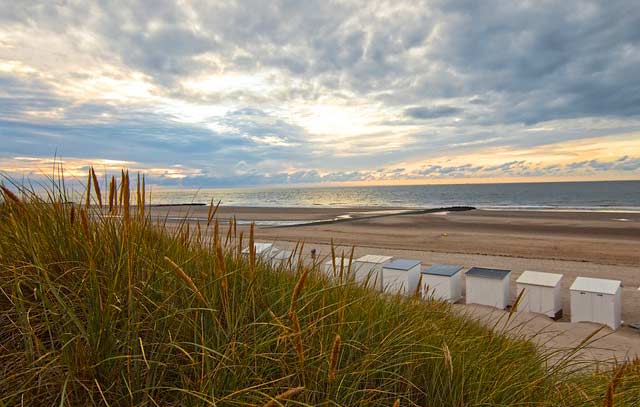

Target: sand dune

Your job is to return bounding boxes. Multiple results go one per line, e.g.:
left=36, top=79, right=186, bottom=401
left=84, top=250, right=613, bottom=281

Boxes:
left=151, top=205, right=640, bottom=362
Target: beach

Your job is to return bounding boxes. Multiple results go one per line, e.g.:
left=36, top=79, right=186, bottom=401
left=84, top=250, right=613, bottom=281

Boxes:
left=151, top=205, right=640, bottom=362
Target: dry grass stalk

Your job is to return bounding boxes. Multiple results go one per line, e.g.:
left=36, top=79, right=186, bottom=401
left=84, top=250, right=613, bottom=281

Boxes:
left=80, top=209, right=91, bottom=242
left=295, top=241, right=305, bottom=273
left=215, top=243, right=230, bottom=325
left=414, top=274, right=423, bottom=298
left=290, top=310, right=305, bottom=365
left=69, top=205, right=76, bottom=225
left=603, top=363, right=628, bottom=407
left=90, top=167, right=102, bottom=207
left=442, top=342, right=453, bottom=378
left=136, top=172, right=141, bottom=209
left=224, top=217, right=233, bottom=247
left=330, top=239, right=336, bottom=276
left=328, top=334, right=342, bottom=383
left=290, top=242, right=300, bottom=270
left=164, top=256, right=206, bottom=304
left=118, top=170, right=124, bottom=208
left=237, top=231, right=244, bottom=261
left=183, top=223, right=190, bottom=246
left=85, top=170, right=92, bottom=208
left=135, top=172, right=146, bottom=218
left=249, top=223, right=256, bottom=275
left=1, top=186, right=24, bottom=208
left=108, top=176, right=115, bottom=213
left=576, top=326, right=605, bottom=350
left=213, top=218, right=220, bottom=249
left=113, top=175, right=118, bottom=214
left=206, top=199, right=221, bottom=227
left=510, top=288, right=526, bottom=315
left=261, top=387, right=305, bottom=407
left=121, top=170, right=131, bottom=224
left=94, top=379, right=111, bottom=407
left=269, top=310, right=292, bottom=347
left=289, top=267, right=310, bottom=317
left=233, top=215, right=237, bottom=239
left=347, top=246, right=355, bottom=279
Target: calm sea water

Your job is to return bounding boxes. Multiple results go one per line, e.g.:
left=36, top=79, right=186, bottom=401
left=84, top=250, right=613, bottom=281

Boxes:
left=148, top=181, right=640, bottom=212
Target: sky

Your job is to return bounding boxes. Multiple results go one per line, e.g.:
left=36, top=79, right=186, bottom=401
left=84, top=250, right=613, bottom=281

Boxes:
left=1, top=0, right=640, bottom=187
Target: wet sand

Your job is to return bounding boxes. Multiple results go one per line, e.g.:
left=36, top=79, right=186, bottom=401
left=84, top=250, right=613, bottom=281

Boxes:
left=151, top=205, right=640, bottom=362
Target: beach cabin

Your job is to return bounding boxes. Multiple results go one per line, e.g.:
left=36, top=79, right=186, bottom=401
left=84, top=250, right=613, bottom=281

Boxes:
left=515, top=271, right=563, bottom=318
left=352, top=255, right=393, bottom=290
left=242, top=242, right=276, bottom=260
left=382, top=259, right=422, bottom=295
left=421, top=264, right=464, bottom=302
left=465, top=267, right=511, bottom=309
left=323, top=257, right=353, bottom=279
left=270, top=250, right=297, bottom=269
left=570, top=277, right=622, bottom=330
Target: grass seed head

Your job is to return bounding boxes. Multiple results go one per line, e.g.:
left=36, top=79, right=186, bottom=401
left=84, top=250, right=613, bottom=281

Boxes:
left=262, top=387, right=305, bottom=407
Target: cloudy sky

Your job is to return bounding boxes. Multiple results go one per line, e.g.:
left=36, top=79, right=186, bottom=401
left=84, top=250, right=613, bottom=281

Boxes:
left=1, top=0, right=639, bottom=187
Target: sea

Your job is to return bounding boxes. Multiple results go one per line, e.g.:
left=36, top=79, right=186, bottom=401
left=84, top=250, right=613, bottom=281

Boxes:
left=148, top=180, right=640, bottom=212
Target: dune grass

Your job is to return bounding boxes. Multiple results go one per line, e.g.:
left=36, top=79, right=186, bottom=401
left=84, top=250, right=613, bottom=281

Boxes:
left=0, top=169, right=639, bottom=406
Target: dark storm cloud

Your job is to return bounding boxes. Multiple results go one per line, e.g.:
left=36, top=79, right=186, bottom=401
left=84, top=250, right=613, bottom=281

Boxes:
left=0, top=75, right=64, bottom=119
left=404, top=106, right=462, bottom=120
left=424, top=0, right=640, bottom=124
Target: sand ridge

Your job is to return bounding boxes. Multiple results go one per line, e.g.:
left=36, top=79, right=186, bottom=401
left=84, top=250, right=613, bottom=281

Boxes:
left=151, top=205, right=640, bottom=363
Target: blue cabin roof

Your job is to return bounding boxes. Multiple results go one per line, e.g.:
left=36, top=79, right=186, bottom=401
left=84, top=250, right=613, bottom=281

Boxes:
left=422, top=264, right=464, bottom=277
left=466, top=267, right=511, bottom=280
left=383, top=259, right=421, bottom=271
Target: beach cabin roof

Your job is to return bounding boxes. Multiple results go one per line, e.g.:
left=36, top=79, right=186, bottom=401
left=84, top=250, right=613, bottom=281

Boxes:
left=324, top=257, right=351, bottom=266
left=241, top=242, right=274, bottom=254
left=272, top=250, right=292, bottom=260
left=570, top=277, right=621, bottom=295
left=423, top=264, right=464, bottom=277
left=356, top=255, right=392, bottom=264
left=383, top=259, right=421, bottom=271
left=516, top=271, right=562, bottom=287
left=466, top=267, right=511, bottom=280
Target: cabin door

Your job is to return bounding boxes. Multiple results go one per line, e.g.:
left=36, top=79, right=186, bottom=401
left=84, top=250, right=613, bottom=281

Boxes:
left=592, top=293, right=610, bottom=326
left=531, top=286, right=543, bottom=314
left=573, top=291, right=592, bottom=322
left=522, top=285, right=542, bottom=314
left=539, top=287, right=555, bottom=316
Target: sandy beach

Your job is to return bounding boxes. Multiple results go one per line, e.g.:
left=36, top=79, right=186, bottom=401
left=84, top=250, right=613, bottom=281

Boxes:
left=150, top=205, right=640, bottom=363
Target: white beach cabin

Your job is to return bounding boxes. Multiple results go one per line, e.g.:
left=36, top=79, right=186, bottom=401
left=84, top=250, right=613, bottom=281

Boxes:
left=352, top=255, right=393, bottom=290
left=465, top=267, right=511, bottom=309
left=270, top=249, right=298, bottom=269
left=242, top=242, right=276, bottom=261
left=322, top=257, right=353, bottom=279
left=515, top=271, right=563, bottom=318
left=421, top=264, right=464, bottom=302
left=570, top=277, right=622, bottom=330
left=382, top=259, right=422, bottom=295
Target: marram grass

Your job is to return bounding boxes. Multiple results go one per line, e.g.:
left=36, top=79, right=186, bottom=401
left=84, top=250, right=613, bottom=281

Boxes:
left=0, top=170, right=639, bottom=406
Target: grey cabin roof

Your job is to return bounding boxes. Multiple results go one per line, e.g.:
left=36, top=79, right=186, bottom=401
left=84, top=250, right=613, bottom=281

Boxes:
left=272, top=250, right=293, bottom=260
left=422, top=264, right=464, bottom=277
left=241, top=242, right=274, bottom=254
left=466, top=267, right=511, bottom=280
left=383, top=259, right=421, bottom=271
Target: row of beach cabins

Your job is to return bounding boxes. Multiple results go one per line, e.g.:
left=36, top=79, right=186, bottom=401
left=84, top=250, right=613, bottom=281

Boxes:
left=243, top=242, right=626, bottom=331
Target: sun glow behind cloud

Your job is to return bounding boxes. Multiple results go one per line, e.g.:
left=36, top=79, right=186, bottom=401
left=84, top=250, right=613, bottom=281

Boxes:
left=0, top=0, right=639, bottom=187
